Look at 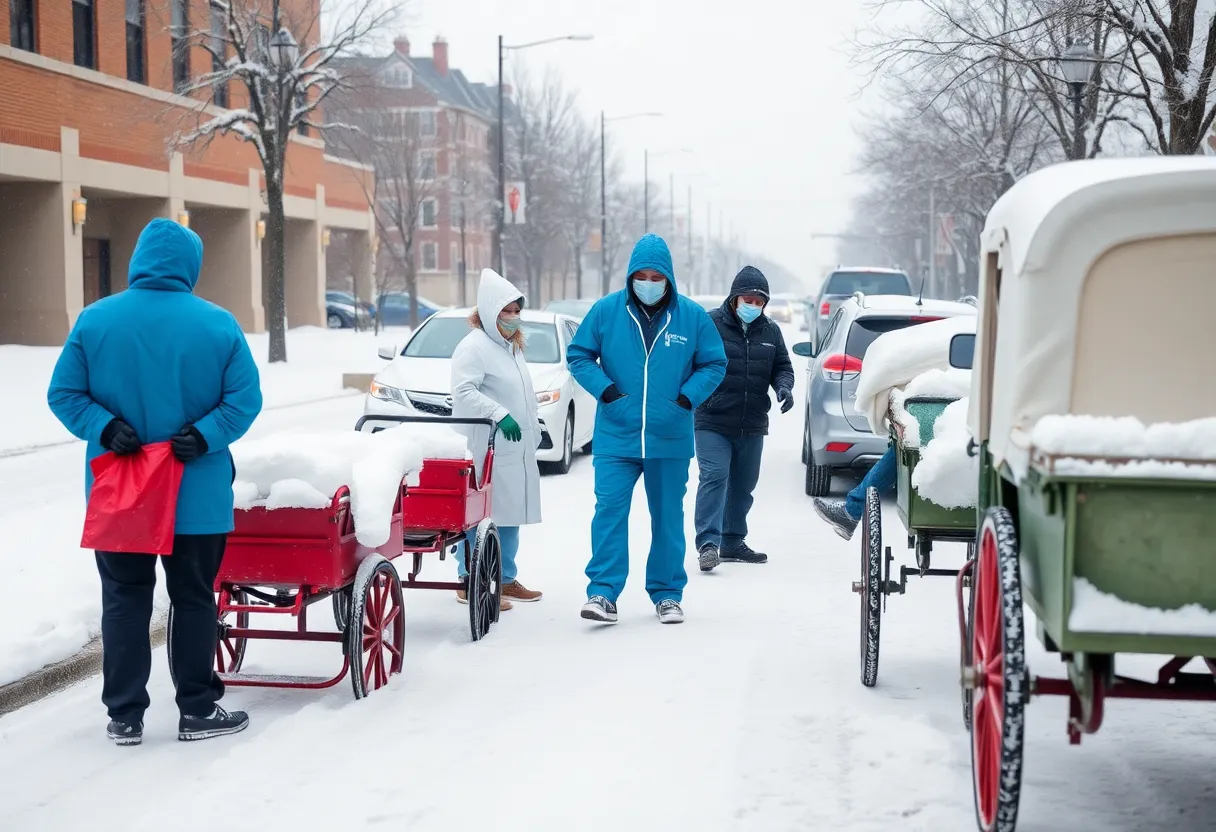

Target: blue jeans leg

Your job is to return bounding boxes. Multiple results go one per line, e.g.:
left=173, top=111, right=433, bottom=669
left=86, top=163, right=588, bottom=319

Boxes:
left=643, top=457, right=691, bottom=605
left=721, top=435, right=765, bottom=550
left=586, top=455, right=643, bottom=602
left=844, top=446, right=898, bottom=520
left=459, top=525, right=519, bottom=583
left=693, top=430, right=731, bottom=550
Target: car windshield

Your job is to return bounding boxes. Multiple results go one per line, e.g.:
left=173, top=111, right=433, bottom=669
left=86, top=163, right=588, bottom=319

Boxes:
left=824, top=271, right=912, bottom=296
left=403, top=317, right=561, bottom=363
left=845, top=316, right=941, bottom=359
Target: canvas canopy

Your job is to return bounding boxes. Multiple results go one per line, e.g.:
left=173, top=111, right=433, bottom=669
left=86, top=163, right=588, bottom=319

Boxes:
left=966, top=157, right=1216, bottom=480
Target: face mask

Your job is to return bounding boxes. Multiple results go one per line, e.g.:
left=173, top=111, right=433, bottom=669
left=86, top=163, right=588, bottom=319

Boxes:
left=498, top=315, right=521, bottom=335
left=633, top=279, right=667, bottom=306
left=736, top=302, right=763, bottom=324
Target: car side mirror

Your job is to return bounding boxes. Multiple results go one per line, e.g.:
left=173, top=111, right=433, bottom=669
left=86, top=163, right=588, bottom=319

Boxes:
left=377, top=344, right=397, bottom=361
left=791, top=341, right=814, bottom=358
left=949, top=333, right=975, bottom=370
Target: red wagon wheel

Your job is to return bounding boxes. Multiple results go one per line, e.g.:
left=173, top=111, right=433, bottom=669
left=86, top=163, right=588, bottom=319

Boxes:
left=970, top=507, right=1026, bottom=832
left=347, top=557, right=405, bottom=700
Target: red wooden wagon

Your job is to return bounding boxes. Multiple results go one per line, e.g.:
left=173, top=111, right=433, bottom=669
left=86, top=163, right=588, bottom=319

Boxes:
left=166, top=416, right=503, bottom=700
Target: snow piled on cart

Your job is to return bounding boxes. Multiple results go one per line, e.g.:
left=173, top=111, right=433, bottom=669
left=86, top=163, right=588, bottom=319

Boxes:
left=889, top=369, right=971, bottom=449
left=910, top=398, right=978, bottom=509
left=231, top=423, right=470, bottom=547
left=1030, top=414, right=1216, bottom=479
left=1070, top=578, right=1216, bottom=636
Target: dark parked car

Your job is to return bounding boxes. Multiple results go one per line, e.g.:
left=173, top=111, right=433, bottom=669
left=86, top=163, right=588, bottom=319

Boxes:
left=376, top=292, right=445, bottom=326
left=327, top=300, right=370, bottom=329
left=327, top=290, right=375, bottom=317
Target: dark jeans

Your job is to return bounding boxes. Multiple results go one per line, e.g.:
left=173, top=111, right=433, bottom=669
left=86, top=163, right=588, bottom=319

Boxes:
left=694, top=430, right=764, bottom=551
left=844, top=447, right=898, bottom=521
left=95, top=533, right=227, bottom=722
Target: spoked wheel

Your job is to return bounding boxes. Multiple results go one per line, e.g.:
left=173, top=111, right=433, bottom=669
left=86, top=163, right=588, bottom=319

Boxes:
left=167, top=588, right=249, bottom=688
left=332, top=587, right=352, bottom=633
left=970, top=508, right=1026, bottom=832
left=961, top=542, right=976, bottom=731
left=347, top=556, right=405, bottom=700
left=859, top=486, right=883, bottom=687
left=466, top=518, right=503, bottom=641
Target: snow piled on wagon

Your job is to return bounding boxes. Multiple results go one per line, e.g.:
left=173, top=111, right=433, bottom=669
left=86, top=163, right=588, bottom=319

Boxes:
left=911, top=398, right=978, bottom=509
left=1030, top=415, right=1216, bottom=479
left=231, top=423, right=470, bottom=547
left=1070, top=578, right=1216, bottom=637
left=889, top=368, right=971, bottom=449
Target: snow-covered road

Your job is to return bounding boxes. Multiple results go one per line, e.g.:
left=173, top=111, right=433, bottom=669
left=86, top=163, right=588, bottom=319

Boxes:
left=2, top=338, right=1215, bottom=831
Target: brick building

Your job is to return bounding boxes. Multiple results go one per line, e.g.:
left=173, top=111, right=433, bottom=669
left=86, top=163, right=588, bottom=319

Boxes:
left=0, top=0, right=375, bottom=345
left=333, top=36, right=496, bottom=308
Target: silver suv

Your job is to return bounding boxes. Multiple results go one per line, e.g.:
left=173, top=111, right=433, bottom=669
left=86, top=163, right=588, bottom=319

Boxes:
left=792, top=294, right=976, bottom=496
left=813, top=267, right=912, bottom=351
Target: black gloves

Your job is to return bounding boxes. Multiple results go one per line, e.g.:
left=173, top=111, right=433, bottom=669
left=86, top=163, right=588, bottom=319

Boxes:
left=601, top=384, right=623, bottom=403
left=171, top=426, right=209, bottom=462
left=776, top=387, right=794, bottom=414
left=676, top=394, right=692, bottom=410
left=101, top=419, right=142, bottom=455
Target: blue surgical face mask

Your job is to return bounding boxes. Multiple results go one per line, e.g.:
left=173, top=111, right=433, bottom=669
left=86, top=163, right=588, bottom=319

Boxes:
left=497, top=314, right=521, bottom=335
left=737, top=302, right=763, bottom=324
left=633, top=279, right=668, bottom=306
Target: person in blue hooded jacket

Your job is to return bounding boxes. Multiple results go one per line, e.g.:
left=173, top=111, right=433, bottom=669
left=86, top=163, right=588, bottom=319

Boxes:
left=567, top=234, right=727, bottom=624
left=47, top=218, right=262, bottom=746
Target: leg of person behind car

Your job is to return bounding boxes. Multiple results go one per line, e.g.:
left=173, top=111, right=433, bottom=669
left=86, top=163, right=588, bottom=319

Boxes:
left=692, top=429, right=731, bottom=572
left=643, top=457, right=690, bottom=622
left=813, top=446, right=898, bottom=540
left=720, top=435, right=766, bottom=563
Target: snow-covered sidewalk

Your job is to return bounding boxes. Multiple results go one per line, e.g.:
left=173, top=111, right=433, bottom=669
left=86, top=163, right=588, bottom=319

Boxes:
left=1, top=326, right=404, bottom=455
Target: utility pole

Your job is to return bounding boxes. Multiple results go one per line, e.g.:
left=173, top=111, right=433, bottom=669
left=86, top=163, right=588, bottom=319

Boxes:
left=495, top=34, right=505, bottom=277
left=459, top=203, right=468, bottom=306
left=669, top=172, right=674, bottom=240
left=599, top=110, right=607, bottom=296
left=643, top=149, right=649, bottom=232
left=927, top=184, right=936, bottom=298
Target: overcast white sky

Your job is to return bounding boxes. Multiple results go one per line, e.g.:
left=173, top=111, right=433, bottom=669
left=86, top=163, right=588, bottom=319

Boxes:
left=408, top=0, right=877, bottom=289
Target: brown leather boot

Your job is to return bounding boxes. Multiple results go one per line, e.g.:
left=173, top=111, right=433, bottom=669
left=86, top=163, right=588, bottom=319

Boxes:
left=502, top=580, right=543, bottom=602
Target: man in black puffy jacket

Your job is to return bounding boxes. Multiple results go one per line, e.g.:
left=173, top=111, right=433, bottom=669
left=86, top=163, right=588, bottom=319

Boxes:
left=693, top=266, right=795, bottom=571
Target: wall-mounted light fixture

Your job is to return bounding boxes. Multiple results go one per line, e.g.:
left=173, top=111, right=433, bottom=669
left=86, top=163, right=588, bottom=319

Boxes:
left=321, top=227, right=331, bottom=248
left=71, top=197, right=88, bottom=234
left=177, top=210, right=190, bottom=228
left=256, top=219, right=266, bottom=243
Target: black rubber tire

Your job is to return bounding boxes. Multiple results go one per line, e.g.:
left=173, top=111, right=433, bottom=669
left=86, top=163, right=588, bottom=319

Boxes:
left=332, top=587, right=352, bottom=633
left=467, top=519, right=503, bottom=641
left=801, top=414, right=809, bottom=464
left=970, top=507, right=1026, bottom=832
left=805, top=457, right=832, bottom=497
left=543, top=411, right=575, bottom=475
left=859, top=487, right=882, bottom=687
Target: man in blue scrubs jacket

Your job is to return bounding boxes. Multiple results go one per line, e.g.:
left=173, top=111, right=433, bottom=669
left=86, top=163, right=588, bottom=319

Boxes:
left=568, top=234, right=727, bottom=624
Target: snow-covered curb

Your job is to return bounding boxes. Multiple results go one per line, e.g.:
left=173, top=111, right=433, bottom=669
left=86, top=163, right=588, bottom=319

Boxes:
left=1069, top=578, right=1216, bottom=636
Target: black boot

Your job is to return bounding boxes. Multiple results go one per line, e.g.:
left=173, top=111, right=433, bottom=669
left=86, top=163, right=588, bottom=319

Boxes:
left=720, top=541, right=768, bottom=564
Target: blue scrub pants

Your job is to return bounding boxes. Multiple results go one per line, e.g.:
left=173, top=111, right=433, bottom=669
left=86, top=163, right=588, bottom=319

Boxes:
left=459, top=525, right=520, bottom=584
left=586, top=454, right=690, bottom=605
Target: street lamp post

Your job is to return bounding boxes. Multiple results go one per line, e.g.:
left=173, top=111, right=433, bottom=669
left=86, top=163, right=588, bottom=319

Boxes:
left=495, top=34, right=593, bottom=279
left=600, top=111, right=661, bottom=295
left=1060, top=40, right=1098, bottom=161
left=643, top=147, right=690, bottom=233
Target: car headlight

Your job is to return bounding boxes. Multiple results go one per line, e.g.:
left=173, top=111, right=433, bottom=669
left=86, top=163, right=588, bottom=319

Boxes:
left=369, top=380, right=408, bottom=406
left=536, top=389, right=561, bottom=405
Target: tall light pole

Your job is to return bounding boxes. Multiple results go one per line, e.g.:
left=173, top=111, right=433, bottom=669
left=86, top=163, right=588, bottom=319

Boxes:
left=1060, top=40, right=1098, bottom=161
left=495, top=34, right=593, bottom=278
left=600, top=111, right=661, bottom=295
left=643, top=147, right=690, bottom=232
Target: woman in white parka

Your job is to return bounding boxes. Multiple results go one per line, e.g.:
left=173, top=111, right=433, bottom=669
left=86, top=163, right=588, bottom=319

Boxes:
left=451, top=269, right=544, bottom=609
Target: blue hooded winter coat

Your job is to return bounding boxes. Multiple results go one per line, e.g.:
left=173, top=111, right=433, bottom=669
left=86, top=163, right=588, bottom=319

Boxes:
left=568, top=234, right=727, bottom=459
left=47, top=218, right=263, bottom=535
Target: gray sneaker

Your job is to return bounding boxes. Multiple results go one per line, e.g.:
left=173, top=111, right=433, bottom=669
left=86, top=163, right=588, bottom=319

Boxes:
left=656, top=599, right=685, bottom=624
left=697, top=542, right=720, bottom=572
left=813, top=498, right=860, bottom=540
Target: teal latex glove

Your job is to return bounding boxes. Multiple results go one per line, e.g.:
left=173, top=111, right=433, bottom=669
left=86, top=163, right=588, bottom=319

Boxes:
left=498, top=414, right=522, bottom=442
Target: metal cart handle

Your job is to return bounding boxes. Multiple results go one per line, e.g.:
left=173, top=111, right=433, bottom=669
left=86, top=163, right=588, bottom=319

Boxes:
left=353, top=414, right=498, bottom=451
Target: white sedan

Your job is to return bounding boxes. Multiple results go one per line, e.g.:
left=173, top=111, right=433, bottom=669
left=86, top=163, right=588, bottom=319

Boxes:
left=360, top=308, right=596, bottom=474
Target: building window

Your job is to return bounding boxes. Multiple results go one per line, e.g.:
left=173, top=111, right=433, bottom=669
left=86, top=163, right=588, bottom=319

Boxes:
left=420, top=199, right=437, bottom=228
left=11, top=0, right=36, bottom=52
left=384, top=66, right=411, bottom=87
left=124, top=0, right=145, bottom=82
left=419, top=111, right=436, bottom=137
left=420, top=151, right=436, bottom=180
left=72, top=0, right=95, bottom=68
left=171, top=0, right=190, bottom=92
left=421, top=242, right=437, bottom=271
left=210, top=6, right=227, bottom=106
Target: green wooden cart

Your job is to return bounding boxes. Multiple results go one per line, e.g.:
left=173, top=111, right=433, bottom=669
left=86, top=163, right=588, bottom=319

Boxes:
left=957, top=158, right=1216, bottom=832
left=857, top=393, right=977, bottom=689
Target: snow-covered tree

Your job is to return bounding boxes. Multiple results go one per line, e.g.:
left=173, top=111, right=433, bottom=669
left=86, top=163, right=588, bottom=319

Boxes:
left=169, top=0, right=398, bottom=361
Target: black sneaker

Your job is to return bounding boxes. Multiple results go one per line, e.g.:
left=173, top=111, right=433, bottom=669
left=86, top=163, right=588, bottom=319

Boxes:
left=107, top=719, right=143, bottom=746
left=697, top=542, right=721, bottom=572
left=178, top=705, right=250, bottom=742
left=813, top=498, right=860, bottom=541
left=720, top=542, right=768, bottom=564
left=580, top=595, right=618, bottom=623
